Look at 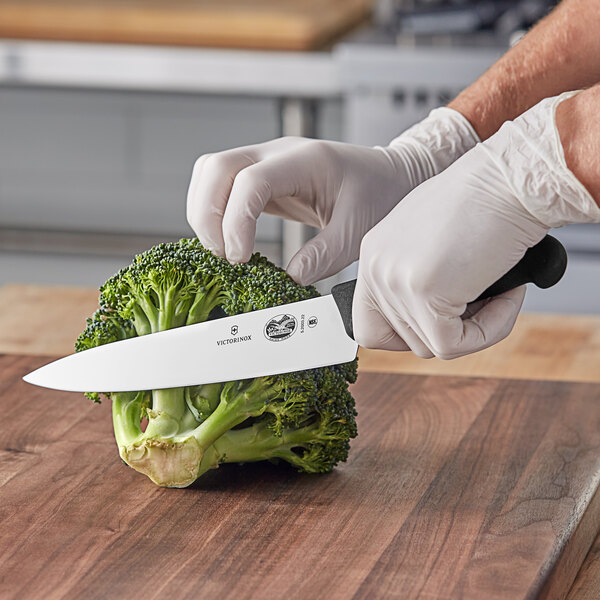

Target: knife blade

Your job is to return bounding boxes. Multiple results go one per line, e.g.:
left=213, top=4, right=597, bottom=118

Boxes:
left=23, top=294, right=358, bottom=392
left=23, top=234, right=567, bottom=392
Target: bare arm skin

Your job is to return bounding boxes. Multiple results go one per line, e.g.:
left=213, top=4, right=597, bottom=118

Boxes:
left=556, top=83, right=600, bottom=205
left=449, top=0, right=600, bottom=140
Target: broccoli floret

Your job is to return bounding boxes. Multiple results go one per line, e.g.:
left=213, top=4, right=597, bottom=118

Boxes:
left=75, top=307, right=136, bottom=403
left=98, top=239, right=233, bottom=334
left=76, top=238, right=358, bottom=488
left=227, top=253, right=320, bottom=313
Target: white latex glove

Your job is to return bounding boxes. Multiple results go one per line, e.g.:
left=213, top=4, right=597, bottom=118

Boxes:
left=187, top=108, right=479, bottom=285
left=354, top=91, right=600, bottom=359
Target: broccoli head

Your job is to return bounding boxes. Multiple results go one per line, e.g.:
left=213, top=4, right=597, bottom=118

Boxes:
left=76, top=239, right=358, bottom=487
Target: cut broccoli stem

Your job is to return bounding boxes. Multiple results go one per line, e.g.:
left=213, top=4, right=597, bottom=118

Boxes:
left=123, top=436, right=203, bottom=488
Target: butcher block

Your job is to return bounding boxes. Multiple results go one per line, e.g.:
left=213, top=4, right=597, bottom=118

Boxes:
left=0, top=0, right=374, bottom=50
left=2, top=353, right=600, bottom=599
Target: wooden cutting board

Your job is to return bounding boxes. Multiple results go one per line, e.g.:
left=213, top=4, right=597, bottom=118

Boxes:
left=2, top=354, right=600, bottom=599
left=0, top=0, right=374, bottom=50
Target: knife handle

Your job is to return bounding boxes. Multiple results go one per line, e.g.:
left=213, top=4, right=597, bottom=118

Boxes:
left=331, top=234, right=567, bottom=340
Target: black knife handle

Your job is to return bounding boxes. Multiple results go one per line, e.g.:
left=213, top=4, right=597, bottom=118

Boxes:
left=475, top=235, right=567, bottom=301
left=331, top=234, right=567, bottom=340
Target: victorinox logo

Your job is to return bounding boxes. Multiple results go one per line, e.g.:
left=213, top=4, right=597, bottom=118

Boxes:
left=264, top=314, right=297, bottom=342
left=216, top=324, right=251, bottom=346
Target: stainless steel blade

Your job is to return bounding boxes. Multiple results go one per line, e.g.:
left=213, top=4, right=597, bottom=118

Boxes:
left=23, top=295, right=358, bottom=392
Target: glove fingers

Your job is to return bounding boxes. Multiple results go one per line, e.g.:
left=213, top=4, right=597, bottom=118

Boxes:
left=187, top=153, right=221, bottom=252
left=352, top=279, right=432, bottom=356
left=187, top=138, right=306, bottom=258
left=187, top=151, right=255, bottom=257
left=286, top=219, right=358, bottom=286
left=461, top=298, right=492, bottom=320
left=354, top=307, right=414, bottom=352
left=426, top=285, right=526, bottom=359
left=222, top=153, right=318, bottom=263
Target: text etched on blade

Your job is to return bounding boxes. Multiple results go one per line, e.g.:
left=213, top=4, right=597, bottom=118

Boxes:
left=216, top=335, right=252, bottom=346
left=217, top=324, right=252, bottom=346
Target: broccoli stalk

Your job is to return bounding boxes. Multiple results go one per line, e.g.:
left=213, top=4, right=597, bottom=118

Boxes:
left=197, top=418, right=345, bottom=477
left=76, top=239, right=357, bottom=488
left=110, top=371, right=350, bottom=487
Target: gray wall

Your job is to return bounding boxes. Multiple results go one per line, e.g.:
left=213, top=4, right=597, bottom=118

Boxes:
left=0, top=84, right=342, bottom=287
left=1, top=86, right=280, bottom=237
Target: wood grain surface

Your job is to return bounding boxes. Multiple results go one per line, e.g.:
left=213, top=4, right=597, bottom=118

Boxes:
left=0, top=284, right=99, bottom=357
left=2, top=355, right=600, bottom=599
left=359, top=314, right=600, bottom=384
left=567, top=543, right=600, bottom=600
left=0, top=0, right=374, bottom=50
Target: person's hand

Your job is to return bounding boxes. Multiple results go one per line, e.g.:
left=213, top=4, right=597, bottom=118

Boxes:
left=187, top=109, right=479, bottom=285
left=353, top=92, right=600, bottom=359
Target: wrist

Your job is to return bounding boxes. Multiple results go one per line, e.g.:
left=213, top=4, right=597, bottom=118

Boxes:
left=481, top=91, right=600, bottom=228
left=448, top=59, right=545, bottom=141
left=383, top=107, right=480, bottom=188
left=556, top=84, right=600, bottom=206
left=449, top=78, right=521, bottom=141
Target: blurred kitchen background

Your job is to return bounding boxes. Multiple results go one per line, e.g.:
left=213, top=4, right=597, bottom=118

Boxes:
left=0, top=0, right=598, bottom=313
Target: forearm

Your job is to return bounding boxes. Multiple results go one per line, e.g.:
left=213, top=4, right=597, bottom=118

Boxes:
left=556, top=84, right=600, bottom=205
left=449, top=0, right=600, bottom=139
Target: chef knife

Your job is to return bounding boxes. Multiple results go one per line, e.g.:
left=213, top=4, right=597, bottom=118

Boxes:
left=23, top=235, right=567, bottom=392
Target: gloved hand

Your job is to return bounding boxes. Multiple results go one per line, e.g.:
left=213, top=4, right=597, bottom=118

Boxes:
left=353, top=91, right=600, bottom=359
left=187, top=108, right=479, bottom=285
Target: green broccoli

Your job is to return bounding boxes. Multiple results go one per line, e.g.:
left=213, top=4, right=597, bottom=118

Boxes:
left=76, top=239, right=358, bottom=488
